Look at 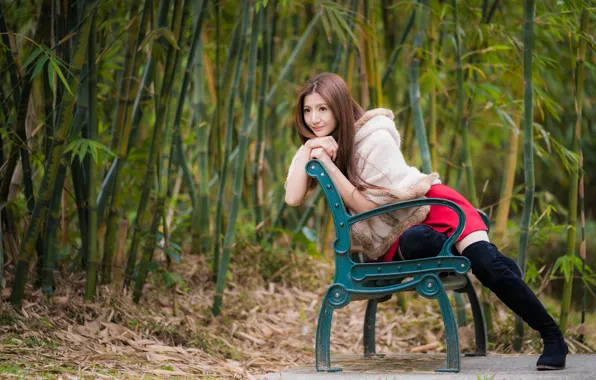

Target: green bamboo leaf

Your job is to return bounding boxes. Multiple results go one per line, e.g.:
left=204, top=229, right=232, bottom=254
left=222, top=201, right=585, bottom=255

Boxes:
left=495, top=107, right=517, bottom=129
left=477, top=84, right=503, bottom=100
left=467, top=64, right=486, bottom=79
left=158, top=246, right=181, bottom=263
left=334, top=10, right=360, bottom=48
left=551, top=256, right=563, bottom=277
left=461, top=45, right=513, bottom=60
left=47, top=60, right=55, bottom=94
left=22, top=47, right=42, bottom=69
left=533, top=122, right=551, bottom=153
left=301, top=226, right=317, bottom=243
left=137, top=27, right=180, bottom=52
left=32, top=54, right=49, bottom=79
left=327, top=10, right=345, bottom=45
left=162, top=271, right=175, bottom=287
left=320, top=11, right=333, bottom=43
left=50, top=59, right=72, bottom=95
left=159, top=27, right=180, bottom=50
left=65, top=138, right=116, bottom=164
left=439, top=3, right=448, bottom=19
left=89, top=142, right=99, bottom=162
left=78, top=140, right=88, bottom=163
left=562, top=256, right=572, bottom=281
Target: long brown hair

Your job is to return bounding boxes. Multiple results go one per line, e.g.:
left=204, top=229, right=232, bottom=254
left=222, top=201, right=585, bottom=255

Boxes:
left=295, top=73, right=365, bottom=189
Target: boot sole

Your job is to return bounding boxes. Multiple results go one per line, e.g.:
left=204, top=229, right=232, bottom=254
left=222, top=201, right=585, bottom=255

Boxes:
left=536, top=365, right=566, bottom=371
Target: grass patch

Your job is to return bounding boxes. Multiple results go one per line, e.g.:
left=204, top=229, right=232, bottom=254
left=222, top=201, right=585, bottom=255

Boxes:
left=0, top=363, right=23, bottom=375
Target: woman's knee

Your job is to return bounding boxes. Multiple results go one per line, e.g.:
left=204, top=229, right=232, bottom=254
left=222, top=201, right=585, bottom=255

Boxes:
left=497, top=253, right=523, bottom=279
left=399, top=225, right=447, bottom=260
left=462, top=241, right=509, bottom=286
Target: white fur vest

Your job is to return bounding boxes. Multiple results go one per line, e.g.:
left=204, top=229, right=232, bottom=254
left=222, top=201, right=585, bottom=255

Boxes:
left=350, top=108, right=440, bottom=259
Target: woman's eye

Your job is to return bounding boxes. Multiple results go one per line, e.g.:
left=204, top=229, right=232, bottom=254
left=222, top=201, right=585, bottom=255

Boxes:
left=303, top=109, right=310, bottom=113
left=320, top=107, right=327, bottom=111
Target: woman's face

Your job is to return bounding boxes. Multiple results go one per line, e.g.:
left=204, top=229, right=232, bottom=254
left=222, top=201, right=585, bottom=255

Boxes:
left=303, top=92, right=337, bottom=137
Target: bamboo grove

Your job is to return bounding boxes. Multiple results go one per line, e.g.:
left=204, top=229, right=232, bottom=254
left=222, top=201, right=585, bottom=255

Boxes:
left=1, top=0, right=595, bottom=348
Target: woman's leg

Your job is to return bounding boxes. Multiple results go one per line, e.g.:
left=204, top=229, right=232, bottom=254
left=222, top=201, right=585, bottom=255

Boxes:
left=398, top=225, right=566, bottom=369
left=398, top=226, right=523, bottom=278
left=462, top=241, right=567, bottom=370
left=397, top=225, right=451, bottom=260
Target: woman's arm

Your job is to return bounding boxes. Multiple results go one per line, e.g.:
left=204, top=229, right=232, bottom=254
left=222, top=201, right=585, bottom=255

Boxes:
left=284, top=145, right=313, bottom=206
left=285, top=137, right=339, bottom=207
left=310, top=148, right=378, bottom=214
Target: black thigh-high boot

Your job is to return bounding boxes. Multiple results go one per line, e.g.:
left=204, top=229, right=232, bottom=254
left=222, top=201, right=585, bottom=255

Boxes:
left=462, top=241, right=568, bottom=370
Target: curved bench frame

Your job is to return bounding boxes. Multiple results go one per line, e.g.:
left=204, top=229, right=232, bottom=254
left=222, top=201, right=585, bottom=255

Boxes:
left=306, top=160, right=487, bottom=373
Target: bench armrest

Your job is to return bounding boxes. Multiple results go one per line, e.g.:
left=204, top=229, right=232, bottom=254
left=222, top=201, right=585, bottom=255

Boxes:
left=348, top=198, right=466, bottom=257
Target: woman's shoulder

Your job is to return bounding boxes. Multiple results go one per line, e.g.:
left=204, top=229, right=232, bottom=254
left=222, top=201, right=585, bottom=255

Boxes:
left=354, top=108, right=400, bottom=146
left=354, top=108, right=395, bottom=130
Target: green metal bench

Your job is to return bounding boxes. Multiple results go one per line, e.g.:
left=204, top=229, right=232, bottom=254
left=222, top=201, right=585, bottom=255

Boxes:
left=306, top=159, right=487, bottom=373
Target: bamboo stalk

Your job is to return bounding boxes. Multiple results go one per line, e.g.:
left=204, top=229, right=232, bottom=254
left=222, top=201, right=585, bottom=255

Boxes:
left=108, top=0, right=141, bottom=152
left=133, top=109, right=174, bottom=303
left=42, top=74, right=89, bottom=295
left=0, top=2, right=47, bottom=212
left=165, top=0, right=208, bottom=255
left=453, top=0, right=477, bottom=205
left=0, top=3, right=21, bottom=106
left=0, top=215, right=3, bottom=287
left=111, top=219, right=129, bottom=294
left=171, top=0, right=209, bottom=206
left=213, top=0, right=222, bottom=182
left=559, top=8, right=589, bottom=333
left=492, top=107, right=520, bottom=248
left=221, top=8, right=323, bottom=168
left=212, top=0, right=250, bottom=280
left=331, top=0, right=358, bottom=74
left=122, top=0, right=172, bottom=287
left=84, top=12, right=99, bottom=301
left=207, top=14, right=242, bottom=176
left=10, top=0, right=96, bottom=307
left=293, top=189, right=324, bottom=235
left=513, top=0, right=536, bottom=351
left=191, top=35, right=210, bottom=255
left=358, top=11, right=369, bottom=110
left=252, top=2, right=271, bottom=240
left=213, top=2, right=260, bottom=316
left=409, top=0, right=432, bottom=174
left=102, top=0, right=149, bottom=284
left=428, top=11, right=438, bottom=172
left=381, top=9, right=416, bottom=89
left=97, top=0, right=161, bottom=219
left=132, top=0, right=186, bottom=301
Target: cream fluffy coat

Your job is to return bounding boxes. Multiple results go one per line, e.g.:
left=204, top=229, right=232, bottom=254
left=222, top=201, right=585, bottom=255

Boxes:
left=287, top=108, right=440, bottom=259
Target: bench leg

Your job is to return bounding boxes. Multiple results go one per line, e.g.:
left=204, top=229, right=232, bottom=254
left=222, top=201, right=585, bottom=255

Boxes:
left=363, top=299, right=386, bottom=357
left=436, top=290, right=461, bottom=373
left=316, top=287, right=347, bottom=372
left=462, top=275, right=487, bottom=356
left=417, top=275, right=460, bottom=372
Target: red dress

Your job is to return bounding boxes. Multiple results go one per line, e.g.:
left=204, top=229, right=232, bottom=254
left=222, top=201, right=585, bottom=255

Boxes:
left=377, top=184, right=488, bottom=262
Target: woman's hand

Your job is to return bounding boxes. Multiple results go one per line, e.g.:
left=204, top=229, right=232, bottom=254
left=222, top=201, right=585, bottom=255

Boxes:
left=310, top=147, right=333, bottom=164
left=305, top=136, right=338, bottom=161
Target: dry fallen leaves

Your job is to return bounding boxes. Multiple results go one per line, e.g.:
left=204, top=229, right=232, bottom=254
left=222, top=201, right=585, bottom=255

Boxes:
left=2, top=249, right=584, bottom=379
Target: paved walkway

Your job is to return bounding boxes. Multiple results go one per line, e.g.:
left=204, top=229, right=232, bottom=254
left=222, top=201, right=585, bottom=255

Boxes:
left=263, top=354, right=596, bottom=379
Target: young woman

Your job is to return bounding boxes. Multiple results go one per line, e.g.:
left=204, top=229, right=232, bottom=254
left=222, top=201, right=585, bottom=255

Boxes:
left=285, top=72, right=568, bottom=371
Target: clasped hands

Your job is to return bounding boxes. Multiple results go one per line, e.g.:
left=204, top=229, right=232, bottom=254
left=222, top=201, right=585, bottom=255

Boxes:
left=305, top=136, right=338, bottom=163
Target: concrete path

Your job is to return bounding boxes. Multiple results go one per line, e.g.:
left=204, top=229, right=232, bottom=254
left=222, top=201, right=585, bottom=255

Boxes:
left=263, top=354, right=596, bottom=379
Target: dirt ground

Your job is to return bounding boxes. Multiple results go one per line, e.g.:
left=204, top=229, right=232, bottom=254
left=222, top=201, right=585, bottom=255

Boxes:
left=1, top=251, right=594, bottom=379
